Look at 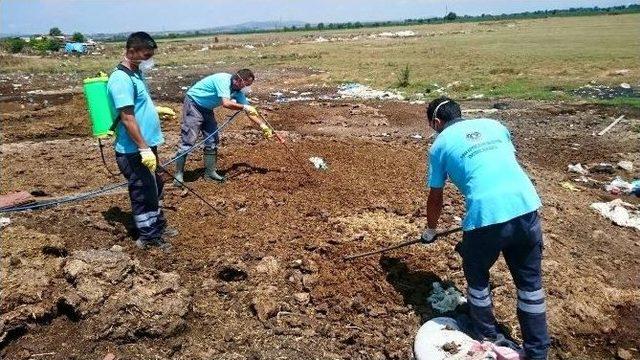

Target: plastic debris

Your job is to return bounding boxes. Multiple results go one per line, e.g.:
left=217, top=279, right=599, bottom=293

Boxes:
left=590, top=199, right=640, bottom=230
left=617, top=161, right=634, bottom=172
left=632, top=180, right=640, bottom=197
left=590, top=163, right=615, bottom=174
left=309, top=157, right=328, bottom=171
left=411, top=134, right=424, bottom=140
left=337, top=83, right=405, bottom=101
left=414, top=317, right=522, bottom=360
left=568, top=163, right=589, bottom=175
left=0, top=217, right=10, bottom=228
left=427, top=282, right=466, bottom=313
left=604, top=177, right=635, bottom=195
left=560, top=182, right=581, bottom=192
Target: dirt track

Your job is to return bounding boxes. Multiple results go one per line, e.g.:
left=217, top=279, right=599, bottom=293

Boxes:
left=1, top=69, right=640, bottom=360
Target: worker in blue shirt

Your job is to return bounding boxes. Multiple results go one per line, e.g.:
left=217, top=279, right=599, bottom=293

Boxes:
left=173, top=69, right=273, bottom=184
left=421, top=97, right=550, bottom=359
left=107, top=32, right=175, bottom=250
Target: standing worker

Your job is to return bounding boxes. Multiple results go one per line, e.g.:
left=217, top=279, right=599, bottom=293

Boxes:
left=107, top=32, right=175, bottom=250
left=421, top=97, right=550, bottom=359
left=173, top=69, right=273, bottom=184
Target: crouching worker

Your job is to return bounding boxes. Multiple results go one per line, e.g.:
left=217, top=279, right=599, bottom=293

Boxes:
left=107, top=32, right=176, bottom=250
left=421, top=97, right=550, bottom=359
left=174, top=69, right=273, bottom=184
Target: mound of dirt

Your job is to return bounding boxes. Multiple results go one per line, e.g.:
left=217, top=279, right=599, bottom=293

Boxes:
left=1, top=226, right=192, bottom=349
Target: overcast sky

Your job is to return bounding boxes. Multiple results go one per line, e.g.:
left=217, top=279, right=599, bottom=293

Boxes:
left=1, top=0, right=636, bottom=35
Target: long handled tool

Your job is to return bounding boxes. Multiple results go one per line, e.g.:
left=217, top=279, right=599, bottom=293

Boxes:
left=256, top=111, right=313, bottom=178
left=343, top=227, right=463, bottom=260
left=157, top=165, right=224, bottom=216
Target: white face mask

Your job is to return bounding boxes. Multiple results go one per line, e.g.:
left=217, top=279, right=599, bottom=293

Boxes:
left=139, top=58, right=155, bottom=73
left=240, top=86, right=251, bottom=95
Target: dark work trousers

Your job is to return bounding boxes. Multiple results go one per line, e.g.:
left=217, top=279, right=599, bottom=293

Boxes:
left=115, top=146, right=166, bottom=241
left=178, top=95, right=219, bottom=154
left=456, top=210, right=551, bottom=359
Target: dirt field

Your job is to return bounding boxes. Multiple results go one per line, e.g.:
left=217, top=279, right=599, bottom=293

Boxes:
left=2, top=16, right=640, bottom=360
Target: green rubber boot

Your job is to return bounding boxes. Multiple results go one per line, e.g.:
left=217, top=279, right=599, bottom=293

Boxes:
left=173, top=153, right=187, bottom=187
left=203, top=148, right=225, bottom=182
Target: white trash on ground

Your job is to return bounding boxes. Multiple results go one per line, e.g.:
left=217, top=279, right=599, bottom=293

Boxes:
left=590, top=199, right=640, bottom=230
left=414, top=317, right=522, bottom=360
left=568, top=163, right=589, bottom=175
left=604, top=177, right=636, bottom=195
left=427, top=282, right=466, bottom=313
left=337, top=83, right=405, bottom=101
left=309, top=157, right=328, bottom=171
left=617, top=160, right=634, bottom=172
left=0, top=217, right=10, bottom=228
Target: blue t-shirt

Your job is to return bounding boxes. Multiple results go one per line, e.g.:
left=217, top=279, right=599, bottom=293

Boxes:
left=107, top=68, right=164, bottom=154
left=427, top=118, right=541, bottom=231
left=186, top=73, right=249, bottom=110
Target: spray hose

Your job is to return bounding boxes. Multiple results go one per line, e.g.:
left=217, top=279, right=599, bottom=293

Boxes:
left=0, top=111, right=242, bottom=213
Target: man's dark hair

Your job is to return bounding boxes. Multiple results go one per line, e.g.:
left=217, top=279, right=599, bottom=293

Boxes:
left=126, top=32, right=157, bottom=50
left=235, top=68, right=255, bottom=82
left=427, top=97, right=462, bottom=123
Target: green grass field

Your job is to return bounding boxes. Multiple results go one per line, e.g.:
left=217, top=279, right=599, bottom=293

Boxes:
left=2, top=14, right=639, bottom=103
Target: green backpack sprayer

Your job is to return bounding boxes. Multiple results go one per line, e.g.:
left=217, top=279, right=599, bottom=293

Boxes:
left=82, top=65, right=138, bottom=176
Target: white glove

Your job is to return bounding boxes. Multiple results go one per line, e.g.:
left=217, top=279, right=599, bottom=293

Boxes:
left=421, top=228, right=438, bottom=244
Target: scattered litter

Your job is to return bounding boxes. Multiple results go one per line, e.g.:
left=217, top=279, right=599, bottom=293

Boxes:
left=427, top=282, right=466, bottom=313
left=243, top=44, right=256, bottom=49
left=180, top=86, right=188, bottom=90
left=414, top=317, right=521, bottom=360
left=379, top=30, right=416, bottom=37
left=590, top=199, right=640, bottom=230
left=309, top=157, right=328, bottom=171
left=0, top=217, right=10, bottom=228
left=568, top=163, right=589, bottom=175
left=573, top=84, right=638, bottom=99
left=411, top=134, right=424, bottom=140
left=314, top=36, right=329, bottom=43
left=471, top=94, right=485, bottom=99
left=632, top=180, right=640, bottom=197
left=617, top=161, right=634, bottom=172
left=620, top=83, right=631, bottom=89
left=605, top=177, right=636, bottom=195
left=337, top=83, right=405, bottom=101
left=270, top=92, right=284, bottom=97
left=589, top=163, right=615, bottom=174
left=597, top=115, right=625, bottom=136
left=560, top=182, right=581, bottom=192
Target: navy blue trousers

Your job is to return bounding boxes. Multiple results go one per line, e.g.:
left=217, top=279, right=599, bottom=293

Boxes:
left=115, top=146, right=166, bottom=241
left=457, top=211, right=550, bottom=359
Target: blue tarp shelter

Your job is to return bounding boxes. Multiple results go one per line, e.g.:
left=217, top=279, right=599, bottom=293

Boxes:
left=64, top=42, right=86, bottom=54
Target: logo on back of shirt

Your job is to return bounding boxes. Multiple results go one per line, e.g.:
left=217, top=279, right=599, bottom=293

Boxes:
left=466, top=131, right=482, bottom=142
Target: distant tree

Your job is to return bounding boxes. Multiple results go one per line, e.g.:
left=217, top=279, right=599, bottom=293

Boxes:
left=49, top=27, right=62, bottom=36
left=31, top=37, right=62, bottom=52
left=304, top=23, right=311, bottom=30
left=445, top=12, right=457, bottom=21
left=71, top=32, right=85, bottom=42
left=317, top=22, right=324, bottom=30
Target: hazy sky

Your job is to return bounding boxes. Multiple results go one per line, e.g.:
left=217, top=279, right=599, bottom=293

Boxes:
left=1, top=0, right=635, bottom=35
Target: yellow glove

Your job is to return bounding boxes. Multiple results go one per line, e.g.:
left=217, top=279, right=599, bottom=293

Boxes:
left=260, top=123, right=273, bottom=139
left=243, top=104, right=258, bottom=117
left=139, top=148, right=157, bottom=172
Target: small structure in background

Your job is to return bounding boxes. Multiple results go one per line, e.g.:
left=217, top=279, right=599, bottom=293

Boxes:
left=64, top=42, right=87, bottom=54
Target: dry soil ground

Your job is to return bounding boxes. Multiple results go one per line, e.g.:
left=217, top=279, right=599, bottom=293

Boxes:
left=1, top=48, right=640, bottom=360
